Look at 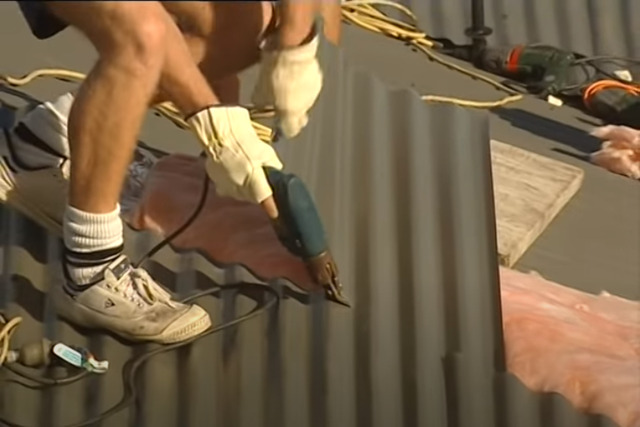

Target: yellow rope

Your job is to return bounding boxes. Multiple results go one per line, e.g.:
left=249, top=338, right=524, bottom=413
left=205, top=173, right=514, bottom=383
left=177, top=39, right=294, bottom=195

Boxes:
left=0, top=69, right=276, bottom=144
left=0, top=314, right=21, bottom=366
left=340, top=0, right=523, bottom=107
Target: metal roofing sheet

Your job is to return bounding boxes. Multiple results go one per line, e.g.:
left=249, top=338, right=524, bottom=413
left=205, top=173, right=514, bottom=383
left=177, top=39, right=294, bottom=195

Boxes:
left=336, top=21, right=640, bottom=303
left=401, top=0, right=640, bottom=57
left=0, top=37, right=620, bottom=427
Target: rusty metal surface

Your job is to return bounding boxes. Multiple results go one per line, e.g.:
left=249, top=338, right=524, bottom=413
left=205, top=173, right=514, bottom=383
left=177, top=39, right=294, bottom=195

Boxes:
left=0, top=2, right=628, bottom=427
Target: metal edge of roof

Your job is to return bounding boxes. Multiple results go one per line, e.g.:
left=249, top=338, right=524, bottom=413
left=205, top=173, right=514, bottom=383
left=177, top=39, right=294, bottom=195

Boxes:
left=0, top=38, right=619, bottom=427
left=399, top=0, right=640, bottom=57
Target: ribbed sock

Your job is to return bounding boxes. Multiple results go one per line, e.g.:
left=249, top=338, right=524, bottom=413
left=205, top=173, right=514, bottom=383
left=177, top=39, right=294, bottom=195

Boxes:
left=62, top=204, right=124, bottom=292
left=10, top=92, right=73, bottom=170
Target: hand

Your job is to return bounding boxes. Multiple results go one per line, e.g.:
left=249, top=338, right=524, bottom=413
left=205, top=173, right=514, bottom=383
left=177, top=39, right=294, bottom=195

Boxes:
left=252, top=30, right=323, bottom=139
left=187, top=106, right=283, bottom=204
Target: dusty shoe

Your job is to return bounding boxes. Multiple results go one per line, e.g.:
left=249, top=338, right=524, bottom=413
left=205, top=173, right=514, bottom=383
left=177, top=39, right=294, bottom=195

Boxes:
left=53, top=254, right=211, bottom=344
left=0, top=126, right=68, bottom=234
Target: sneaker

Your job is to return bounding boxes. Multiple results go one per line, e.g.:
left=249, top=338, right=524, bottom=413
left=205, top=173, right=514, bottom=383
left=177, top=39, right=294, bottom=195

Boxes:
left=0, top=126, right=68, bottom=235
left=1, top=122, right=211, bottom=344
left=53, top=254, right=212, bottom=344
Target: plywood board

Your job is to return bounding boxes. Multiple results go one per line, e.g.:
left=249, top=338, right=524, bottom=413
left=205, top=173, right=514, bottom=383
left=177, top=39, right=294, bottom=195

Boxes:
left=491, top=140, right=584, bottom=266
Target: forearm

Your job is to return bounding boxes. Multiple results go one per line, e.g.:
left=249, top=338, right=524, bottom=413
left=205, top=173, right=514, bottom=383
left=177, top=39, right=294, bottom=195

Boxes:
left=277, top=0, right=319, bottom=48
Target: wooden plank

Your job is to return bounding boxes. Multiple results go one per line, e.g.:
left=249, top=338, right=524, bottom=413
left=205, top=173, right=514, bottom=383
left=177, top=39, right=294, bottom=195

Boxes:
left=491, top=140, right=584, bottom=267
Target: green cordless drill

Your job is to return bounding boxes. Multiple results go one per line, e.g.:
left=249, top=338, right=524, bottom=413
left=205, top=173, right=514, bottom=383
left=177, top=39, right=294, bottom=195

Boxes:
left=475, top=44, right=576, bottom=96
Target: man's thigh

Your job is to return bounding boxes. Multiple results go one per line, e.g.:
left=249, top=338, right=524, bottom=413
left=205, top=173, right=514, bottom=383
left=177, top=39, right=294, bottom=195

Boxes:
left=161, top=1, right=274, bottom=82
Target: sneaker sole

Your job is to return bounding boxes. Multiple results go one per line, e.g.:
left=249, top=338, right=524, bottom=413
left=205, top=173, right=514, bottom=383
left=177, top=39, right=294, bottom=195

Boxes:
left=159, top=312, right=212, bottom=344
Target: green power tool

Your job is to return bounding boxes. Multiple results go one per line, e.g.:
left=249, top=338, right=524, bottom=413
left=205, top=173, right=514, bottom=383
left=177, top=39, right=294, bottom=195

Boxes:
left=264, top=167, right=351, bottom=307
left=475, top=44, right=577, bottom=96
left=432, top=39, right=578, bottom=97
left=434, top=38, right=640, bottom=127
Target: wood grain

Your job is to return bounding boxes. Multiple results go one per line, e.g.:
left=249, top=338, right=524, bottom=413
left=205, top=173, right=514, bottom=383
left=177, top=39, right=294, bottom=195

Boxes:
left=491, top=140, right=584, bottom=266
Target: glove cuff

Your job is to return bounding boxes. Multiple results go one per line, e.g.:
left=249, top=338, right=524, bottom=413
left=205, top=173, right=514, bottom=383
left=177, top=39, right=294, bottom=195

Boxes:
left=281, top=32, right=319, bottom=61
left=186, top=105, right=253, bottom=151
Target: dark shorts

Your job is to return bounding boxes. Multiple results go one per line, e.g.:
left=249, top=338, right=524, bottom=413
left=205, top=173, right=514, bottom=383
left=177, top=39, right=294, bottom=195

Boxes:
left=17, top=1, right=68, bottom=40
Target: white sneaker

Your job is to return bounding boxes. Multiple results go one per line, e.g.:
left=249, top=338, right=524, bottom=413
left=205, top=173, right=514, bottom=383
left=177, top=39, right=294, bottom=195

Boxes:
left=1, top=124, right=211, bottom=344
left=53, top=254, right=212, bottom=344
left=0, top=127, right=68, bottom=234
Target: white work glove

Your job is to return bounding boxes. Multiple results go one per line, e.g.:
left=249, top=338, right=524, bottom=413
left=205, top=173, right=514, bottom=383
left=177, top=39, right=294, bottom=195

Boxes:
left=252, top=30, right=323, bottom=139
left=187, top=106, right=283, bottom=204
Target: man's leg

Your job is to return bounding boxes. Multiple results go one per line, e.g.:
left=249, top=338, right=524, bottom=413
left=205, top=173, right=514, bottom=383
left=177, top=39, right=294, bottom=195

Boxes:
left=46, top=2, right=190, bottom=212
left=1, top=0, right=342, bottom=223
left=40, top=1, right=210, bottom=343
left=0, top=1, right=260, bottom=233
left=49, top=1, right=284, bottom=220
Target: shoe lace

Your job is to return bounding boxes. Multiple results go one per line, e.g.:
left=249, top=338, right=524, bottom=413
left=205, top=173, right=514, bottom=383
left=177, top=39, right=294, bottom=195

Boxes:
left=114, top=267, right=175, bottom=308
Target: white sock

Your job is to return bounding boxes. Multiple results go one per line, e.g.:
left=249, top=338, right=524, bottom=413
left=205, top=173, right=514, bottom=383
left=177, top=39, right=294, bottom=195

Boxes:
left=11, top=92, right=74, bottom=169
left=63, top=204, right=124, bottom=289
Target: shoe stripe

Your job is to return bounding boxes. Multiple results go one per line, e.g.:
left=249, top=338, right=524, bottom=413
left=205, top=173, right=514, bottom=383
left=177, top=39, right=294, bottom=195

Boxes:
left=14, top=122, right=68, bottom=160
left=64, top=244, right=124, bottom=262
left=64, top=253, right=120, bottom=269
left=63, top=245, right=126, bottom=293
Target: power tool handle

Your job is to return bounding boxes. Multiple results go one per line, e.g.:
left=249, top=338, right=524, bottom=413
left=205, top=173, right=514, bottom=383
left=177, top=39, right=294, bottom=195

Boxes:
left=264, top=167, right=328, bottom=259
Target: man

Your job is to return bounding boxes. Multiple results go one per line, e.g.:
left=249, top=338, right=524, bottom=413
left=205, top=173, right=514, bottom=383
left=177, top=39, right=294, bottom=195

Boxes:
left=2, top=2, right=341, bottom=344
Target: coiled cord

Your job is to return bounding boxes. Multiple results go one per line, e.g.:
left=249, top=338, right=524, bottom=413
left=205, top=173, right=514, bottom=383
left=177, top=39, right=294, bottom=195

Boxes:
left=0, top=314, right=21, bottom=367
left=0, top=171, right=281, bottom=427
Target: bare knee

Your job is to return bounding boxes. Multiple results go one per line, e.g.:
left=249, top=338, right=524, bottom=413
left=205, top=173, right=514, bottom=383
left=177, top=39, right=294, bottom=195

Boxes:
left=118, top=16, right=167, bottom=73
left=47, top=2, right=168, bottom=74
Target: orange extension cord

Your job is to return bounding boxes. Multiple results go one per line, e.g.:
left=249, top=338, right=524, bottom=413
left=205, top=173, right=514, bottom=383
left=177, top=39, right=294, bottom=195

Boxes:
left=583, top=79, right=640, bottom=111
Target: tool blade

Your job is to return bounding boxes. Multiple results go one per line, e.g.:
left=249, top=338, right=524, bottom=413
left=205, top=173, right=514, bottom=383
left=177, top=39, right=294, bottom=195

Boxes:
left=324, top=284, right=352, bottom=307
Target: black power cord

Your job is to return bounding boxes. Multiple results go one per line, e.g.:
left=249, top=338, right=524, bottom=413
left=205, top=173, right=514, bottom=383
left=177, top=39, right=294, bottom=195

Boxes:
left=550, top=55, right=640, bottom=96
left=0, top=170, right=281, bottom=427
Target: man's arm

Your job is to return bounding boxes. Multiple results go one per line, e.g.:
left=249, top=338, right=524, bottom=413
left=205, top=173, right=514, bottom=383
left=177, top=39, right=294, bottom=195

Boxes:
left=278, top=0, right=342, bottom=47
left=277, top=0, right=320, bottom=48
left=252, top=0, right=342, bottom=140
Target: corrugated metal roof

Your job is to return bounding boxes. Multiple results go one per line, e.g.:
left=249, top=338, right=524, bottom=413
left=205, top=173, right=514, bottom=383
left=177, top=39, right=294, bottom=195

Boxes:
left=401, top=0, right=640, bottom=57
left=0, top=36, right=620, bottom=427
left=336, top=20, right=640, bottom=304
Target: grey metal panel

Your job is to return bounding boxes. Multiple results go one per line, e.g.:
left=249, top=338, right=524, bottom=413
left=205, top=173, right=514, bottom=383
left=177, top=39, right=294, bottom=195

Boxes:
left=0, top=28, right=619, bottom=427
left=399, top=0, right=640, bottom=57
